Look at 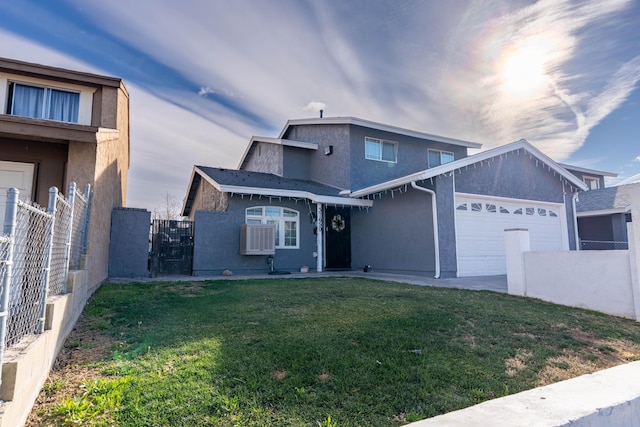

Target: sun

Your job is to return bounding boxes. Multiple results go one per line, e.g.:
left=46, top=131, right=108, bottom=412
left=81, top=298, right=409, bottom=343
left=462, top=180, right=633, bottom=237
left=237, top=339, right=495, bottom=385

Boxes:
left=500, top=44, right=549, bottom=99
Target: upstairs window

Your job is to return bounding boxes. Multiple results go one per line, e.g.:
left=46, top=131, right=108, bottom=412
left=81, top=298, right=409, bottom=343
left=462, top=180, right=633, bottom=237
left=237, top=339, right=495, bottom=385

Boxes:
left=583, top=176, right=600, bottom=190
left=246, top=207, right=299, bottom=249
left=6, top=82, right=80, bottom=123
left=428, top=149, right=454, bottom=167
left=365, top=137, right=397, bottom=163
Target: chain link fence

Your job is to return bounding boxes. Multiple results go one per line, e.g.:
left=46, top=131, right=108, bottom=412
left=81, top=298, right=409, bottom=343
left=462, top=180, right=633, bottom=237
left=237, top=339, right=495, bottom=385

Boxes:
left=0, top=182, right=92, bottom=354
left=580, top=240, right=629, bottom=250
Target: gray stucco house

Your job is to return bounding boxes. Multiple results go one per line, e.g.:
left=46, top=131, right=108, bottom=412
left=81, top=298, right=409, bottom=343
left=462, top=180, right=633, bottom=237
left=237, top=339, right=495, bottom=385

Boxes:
left=182, top=116, right=591, bottom=277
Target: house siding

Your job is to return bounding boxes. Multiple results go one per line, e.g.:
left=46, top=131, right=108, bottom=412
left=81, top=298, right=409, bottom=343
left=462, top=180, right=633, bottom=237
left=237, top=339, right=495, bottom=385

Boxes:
left=192, top=195, right=317, bottom=275
left=243, top=142, right=283, bottom=175
left=351, top=186, right=436, bottom=276
left=454, top=152, right=565, bottom=203
left=187, top=179, right=228, bottom=220
left=348, top=125, right=468, bottom=191
left=282, top=146, right=312, bottom=180
left=284, top=124, right=351, bottom=189
left=0, top=137, right=68, bottom=206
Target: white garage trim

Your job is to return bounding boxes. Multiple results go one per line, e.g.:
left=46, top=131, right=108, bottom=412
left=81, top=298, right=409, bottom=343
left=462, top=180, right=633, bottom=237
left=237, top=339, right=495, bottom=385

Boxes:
left=454, top=193, right=568, bottom=277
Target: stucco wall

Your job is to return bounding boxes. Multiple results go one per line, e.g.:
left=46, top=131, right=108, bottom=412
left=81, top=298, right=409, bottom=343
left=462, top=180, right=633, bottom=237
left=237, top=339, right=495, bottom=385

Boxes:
left=66, top=82, right=129, bottom=291
left=0, top=138, right=68, bottom=207
left=187, top=178, right=228, bottom=220
left=454, top=152, right=566, bottom=203
left=523, top=250, right=635, bottom=318
left=348, top=125, right=468, bottom=191
left=243, top=142, right=283, bottom=175
left=285, top=123, right=351, bottom=189
left=193, top=196, right=318, bottom=275
left=433, top=174, right=458, bottom=277
left=351, top=186, right=436, bottom=276
left=108, top=207, right=151, bottom=278
left=282, top=146, right=312, bottom=180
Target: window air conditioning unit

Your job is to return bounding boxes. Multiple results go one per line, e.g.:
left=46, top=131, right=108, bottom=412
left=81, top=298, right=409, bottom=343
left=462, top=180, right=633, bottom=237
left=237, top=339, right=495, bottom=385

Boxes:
left=240, top=224, right=276, bottom=255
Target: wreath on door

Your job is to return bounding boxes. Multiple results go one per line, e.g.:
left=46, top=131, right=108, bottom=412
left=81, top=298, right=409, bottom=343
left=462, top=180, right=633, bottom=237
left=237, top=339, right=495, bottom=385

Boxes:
left=331, top=214, right=346, bottom=232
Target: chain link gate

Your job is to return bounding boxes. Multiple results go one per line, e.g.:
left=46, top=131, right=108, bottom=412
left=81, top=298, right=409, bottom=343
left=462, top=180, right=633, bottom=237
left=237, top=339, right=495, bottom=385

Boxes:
left=150, top=220, right=194, bottom=277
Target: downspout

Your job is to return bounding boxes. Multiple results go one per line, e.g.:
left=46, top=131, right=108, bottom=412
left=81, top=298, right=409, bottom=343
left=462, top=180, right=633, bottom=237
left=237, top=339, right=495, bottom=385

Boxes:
left=411, top=182, right=440, bottom=279
left=572, top=192, right=580, bottom=251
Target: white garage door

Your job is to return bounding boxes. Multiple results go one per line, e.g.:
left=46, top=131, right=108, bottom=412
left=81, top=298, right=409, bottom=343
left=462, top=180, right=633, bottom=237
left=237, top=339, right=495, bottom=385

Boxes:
left=455, top=194, right=567, bottom=277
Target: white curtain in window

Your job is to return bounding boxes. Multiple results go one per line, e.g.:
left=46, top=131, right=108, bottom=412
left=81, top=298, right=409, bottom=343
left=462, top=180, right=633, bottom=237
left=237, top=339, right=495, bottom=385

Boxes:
left=48, top=89, right=79, bottom=122
left=12, top=84, right=44, bottom=118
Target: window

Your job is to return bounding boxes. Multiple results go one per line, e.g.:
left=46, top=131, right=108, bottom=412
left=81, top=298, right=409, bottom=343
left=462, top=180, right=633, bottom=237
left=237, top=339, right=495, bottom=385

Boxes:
left=365, top=137, right=397, bottom=162
left=583, top=176, right=600, bottom=190
left=428, top=149, right=455, bottom=167
left=6, top=82, right=80, bottom=123
left=245, top=207, right=299, bottom=248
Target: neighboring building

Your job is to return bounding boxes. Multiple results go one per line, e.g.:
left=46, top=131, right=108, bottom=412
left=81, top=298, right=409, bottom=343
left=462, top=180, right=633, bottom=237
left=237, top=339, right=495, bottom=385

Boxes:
left=0, top=57, right=129, bottom=290
left=183, top=117, right=589, bottom=278
left=560, top=163, right=636, bottom=250
left=575, top=182, right=638, bottom=250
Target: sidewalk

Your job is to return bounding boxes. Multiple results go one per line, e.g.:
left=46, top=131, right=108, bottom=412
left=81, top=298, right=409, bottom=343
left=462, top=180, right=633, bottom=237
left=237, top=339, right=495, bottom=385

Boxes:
left=108, top=270, right=508, bottom=293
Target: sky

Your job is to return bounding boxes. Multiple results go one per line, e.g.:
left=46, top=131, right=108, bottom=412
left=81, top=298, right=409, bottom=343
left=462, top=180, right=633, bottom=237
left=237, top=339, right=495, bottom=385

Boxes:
left=1, top=0, right=639, bottom=211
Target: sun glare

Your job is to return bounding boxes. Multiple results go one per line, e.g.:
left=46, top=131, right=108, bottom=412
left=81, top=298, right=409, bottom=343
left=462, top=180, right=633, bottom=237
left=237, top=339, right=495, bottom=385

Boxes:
left=500, top=43, right=550, bottom=99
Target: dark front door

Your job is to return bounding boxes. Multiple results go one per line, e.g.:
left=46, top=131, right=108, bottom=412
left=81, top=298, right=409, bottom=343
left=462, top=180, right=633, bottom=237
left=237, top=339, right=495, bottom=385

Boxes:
left=325, top=206, right=351, bottom=269
left=150, top=219, right=194, bottom=276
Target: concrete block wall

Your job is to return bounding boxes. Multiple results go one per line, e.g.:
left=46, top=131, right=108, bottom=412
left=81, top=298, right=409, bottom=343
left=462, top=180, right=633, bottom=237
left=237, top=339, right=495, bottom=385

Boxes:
left=0, top=268, right=89, bottom=427
left=408, top=361, right=640, bottom=427
left=108, top=207, right=151, bottom=278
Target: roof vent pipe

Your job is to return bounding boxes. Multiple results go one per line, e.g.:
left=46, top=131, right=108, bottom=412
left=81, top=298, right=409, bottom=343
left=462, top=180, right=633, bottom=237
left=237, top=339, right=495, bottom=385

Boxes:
left=411, top=181, right=441, bottom=279
left=320, top=109, right=323, bottom=118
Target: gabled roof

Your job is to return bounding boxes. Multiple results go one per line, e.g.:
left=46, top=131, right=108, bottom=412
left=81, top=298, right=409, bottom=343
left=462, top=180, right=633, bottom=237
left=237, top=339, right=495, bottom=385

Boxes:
left=278, top=116, right=483, bottom=149
left=342, top=139, right=589, bottom=198
left=237, top=136, right=318, bottom=169
left=560, top=163, right=618, bottom=178
left=575, top=182, right=640, bottom=217
left=182, top=166, right=372, bottom=216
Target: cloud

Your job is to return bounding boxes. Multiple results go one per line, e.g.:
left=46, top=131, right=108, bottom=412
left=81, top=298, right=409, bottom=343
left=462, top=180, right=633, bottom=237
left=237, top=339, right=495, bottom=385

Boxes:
left=198, top=86, right=215, bottom=96
left=636, top=156, right=640, bottom=163
left=304, top=101, right=326, bottom=112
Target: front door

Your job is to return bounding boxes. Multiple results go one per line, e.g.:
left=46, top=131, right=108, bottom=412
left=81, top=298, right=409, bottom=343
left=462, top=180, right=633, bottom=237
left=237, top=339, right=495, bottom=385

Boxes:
left=325, top=206, right=351, bottom=269
left=0, top=161, right=35, bottom=223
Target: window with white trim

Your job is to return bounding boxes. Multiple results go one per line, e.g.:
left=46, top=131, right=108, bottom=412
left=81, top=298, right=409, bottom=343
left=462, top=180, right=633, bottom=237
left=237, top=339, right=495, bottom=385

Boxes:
left=428, top=149, right=454, bottom=167
left=245, top=207, right=299, bottom=248
left=6, top=81, right=80, bottom=123
left=365, top=137, right=397, bottom=162
left=583, top=176, right=600, bottom=190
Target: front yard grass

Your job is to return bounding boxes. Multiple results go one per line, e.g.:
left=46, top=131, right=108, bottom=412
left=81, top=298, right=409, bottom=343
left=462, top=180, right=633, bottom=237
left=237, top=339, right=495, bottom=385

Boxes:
left=31, top=277, right=640, bottom=426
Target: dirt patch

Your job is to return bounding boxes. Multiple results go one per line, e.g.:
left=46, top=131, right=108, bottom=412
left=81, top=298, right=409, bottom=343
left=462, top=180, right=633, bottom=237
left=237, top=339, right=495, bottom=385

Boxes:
left=536, top=331, right=640, bottom=386
left=505, top=349, right=532, bottom=377
left=318, top=370, right=331, bottom=383
left=271, top=369, right=288, bottom=380
left=24, top=313, right=118, bottom=427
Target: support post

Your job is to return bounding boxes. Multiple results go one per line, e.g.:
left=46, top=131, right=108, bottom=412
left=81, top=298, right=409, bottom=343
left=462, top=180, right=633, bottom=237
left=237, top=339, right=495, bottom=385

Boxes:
left=316, top=203, right=323, bottom=273
left=505, top=228, right=530, bottom=296
left=0, top=188, right=19, bottom=387
left=37, top=187, right=57, bottom=334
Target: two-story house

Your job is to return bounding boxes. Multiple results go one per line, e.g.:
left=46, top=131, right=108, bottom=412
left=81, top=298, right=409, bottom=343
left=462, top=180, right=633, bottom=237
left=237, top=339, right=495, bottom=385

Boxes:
left=0, top=57, right=129, bottom=289
left=182, top=116, right=589, bottom=277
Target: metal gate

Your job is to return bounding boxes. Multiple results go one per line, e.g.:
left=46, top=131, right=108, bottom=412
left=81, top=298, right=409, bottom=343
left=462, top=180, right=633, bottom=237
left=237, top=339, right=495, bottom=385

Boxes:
left=150, top=219, right=194, bottom=276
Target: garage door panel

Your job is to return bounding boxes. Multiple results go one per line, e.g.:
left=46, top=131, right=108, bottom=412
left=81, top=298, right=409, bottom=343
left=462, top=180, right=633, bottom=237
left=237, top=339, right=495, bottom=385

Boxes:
left=455, top=195, right=564, bottom=276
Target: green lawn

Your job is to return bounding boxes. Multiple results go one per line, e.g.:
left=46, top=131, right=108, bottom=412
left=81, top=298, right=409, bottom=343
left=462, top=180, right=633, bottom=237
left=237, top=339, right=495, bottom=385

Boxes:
left=38, top=277, right=640, bottom=426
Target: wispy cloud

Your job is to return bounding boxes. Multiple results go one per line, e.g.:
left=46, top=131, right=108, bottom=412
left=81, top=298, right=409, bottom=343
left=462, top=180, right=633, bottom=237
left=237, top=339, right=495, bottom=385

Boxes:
left=2, top=0, right=638, bottom=208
